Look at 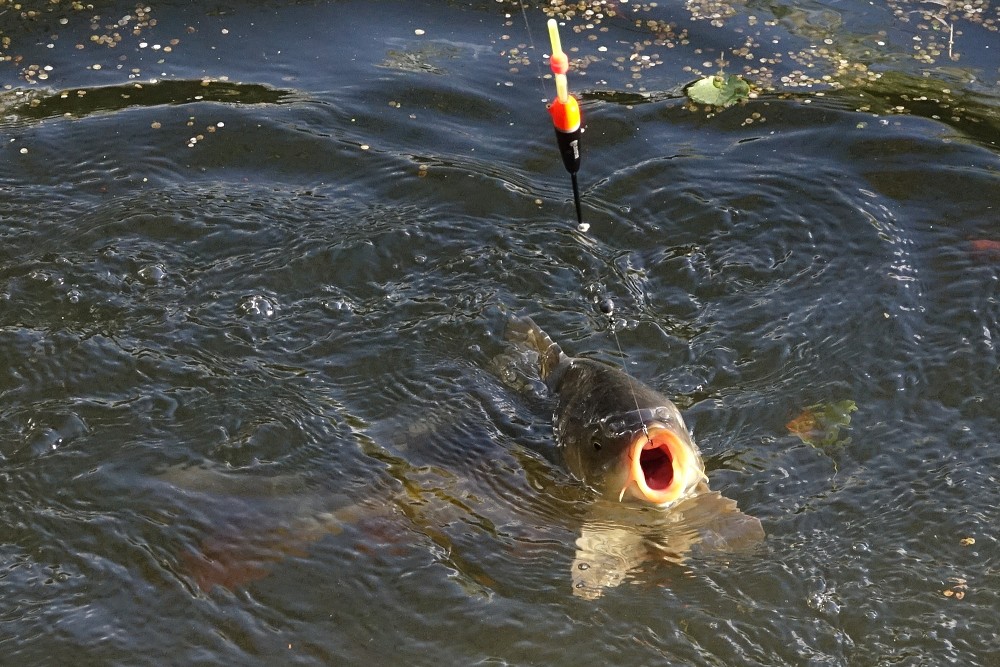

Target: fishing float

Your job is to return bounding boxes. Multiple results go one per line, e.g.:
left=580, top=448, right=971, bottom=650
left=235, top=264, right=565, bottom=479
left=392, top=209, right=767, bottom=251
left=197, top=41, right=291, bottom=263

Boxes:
left=545, top=18, right=584, bottom=228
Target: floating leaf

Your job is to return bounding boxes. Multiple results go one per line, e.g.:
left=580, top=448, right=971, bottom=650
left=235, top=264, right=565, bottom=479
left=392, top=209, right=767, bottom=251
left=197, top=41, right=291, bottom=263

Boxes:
left=686, top=73, right=750, bottom=108
left=786, top=400, right=857, bottom=449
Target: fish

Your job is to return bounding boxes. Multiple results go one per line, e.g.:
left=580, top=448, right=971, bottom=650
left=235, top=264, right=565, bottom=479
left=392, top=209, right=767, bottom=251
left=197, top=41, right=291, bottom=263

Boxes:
left=156, top=464, right=369, bottom=592
left=506, top=314, right=764, bottom=598
left=157, top=411, right=503, bottom=595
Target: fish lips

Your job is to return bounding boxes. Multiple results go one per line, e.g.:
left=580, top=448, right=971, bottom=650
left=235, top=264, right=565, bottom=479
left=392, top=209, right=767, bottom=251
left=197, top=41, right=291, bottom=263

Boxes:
left=622, top=420, right=706, bottom=506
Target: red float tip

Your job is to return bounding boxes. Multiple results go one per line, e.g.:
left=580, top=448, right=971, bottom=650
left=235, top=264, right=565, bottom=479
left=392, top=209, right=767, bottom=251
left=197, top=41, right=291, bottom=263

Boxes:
left=549, top=52, right=569, bottom=75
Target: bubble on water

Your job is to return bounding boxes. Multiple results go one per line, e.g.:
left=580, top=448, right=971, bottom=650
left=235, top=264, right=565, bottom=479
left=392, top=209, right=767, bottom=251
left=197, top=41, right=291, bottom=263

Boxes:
left=137, top=263, right=167, bottom=285
left=238, top=294, right=277, bottom=318
left=323, top=299, right=354, bottom=314
left=807, top=590, right=842, bottom=615
left=25, top=412, right=89, bottom=459
left=28, top=270, right=62, bottom=287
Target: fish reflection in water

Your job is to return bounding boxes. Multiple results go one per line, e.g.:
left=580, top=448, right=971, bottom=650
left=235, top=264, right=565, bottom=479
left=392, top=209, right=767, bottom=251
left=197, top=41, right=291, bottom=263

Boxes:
left=506, top=315, right=764, bottom=599
left=567, top=493, right=764, bottom=599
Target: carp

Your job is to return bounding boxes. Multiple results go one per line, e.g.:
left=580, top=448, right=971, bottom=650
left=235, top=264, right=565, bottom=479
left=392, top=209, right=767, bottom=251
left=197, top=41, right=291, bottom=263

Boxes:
left=506, top=314, right=763, bottom=598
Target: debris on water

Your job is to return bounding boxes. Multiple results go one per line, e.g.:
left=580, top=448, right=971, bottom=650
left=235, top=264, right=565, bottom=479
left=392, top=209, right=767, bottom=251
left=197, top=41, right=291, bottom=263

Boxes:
left=685, top=73, right=750, bottom=108
left=960, top=537, right=975, bottom=546
left=496, top=0, right=997, bottom=124
left=942, top=577, right=968, bottom=600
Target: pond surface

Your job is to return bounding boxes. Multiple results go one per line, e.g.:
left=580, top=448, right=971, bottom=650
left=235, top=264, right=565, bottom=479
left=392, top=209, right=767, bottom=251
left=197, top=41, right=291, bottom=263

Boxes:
left=1, top=0, right=998, bottom=664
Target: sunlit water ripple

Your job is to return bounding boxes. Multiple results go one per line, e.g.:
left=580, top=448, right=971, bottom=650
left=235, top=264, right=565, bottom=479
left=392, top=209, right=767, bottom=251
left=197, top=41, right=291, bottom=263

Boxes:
left=0, top=0, right=998, bottom=665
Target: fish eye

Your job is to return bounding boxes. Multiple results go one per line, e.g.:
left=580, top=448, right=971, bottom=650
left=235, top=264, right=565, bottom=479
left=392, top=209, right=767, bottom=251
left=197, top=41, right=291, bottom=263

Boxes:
left=593, top=441, right=602, bottom=451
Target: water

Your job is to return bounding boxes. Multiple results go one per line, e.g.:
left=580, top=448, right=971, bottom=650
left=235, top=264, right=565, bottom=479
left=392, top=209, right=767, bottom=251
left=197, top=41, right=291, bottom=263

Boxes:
left=0, top=0, right=998, bottom=664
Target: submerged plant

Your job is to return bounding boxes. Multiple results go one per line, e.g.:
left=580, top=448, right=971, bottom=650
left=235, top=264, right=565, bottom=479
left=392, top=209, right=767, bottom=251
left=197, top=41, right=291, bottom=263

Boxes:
left=786, top=400, right=858, bottom=450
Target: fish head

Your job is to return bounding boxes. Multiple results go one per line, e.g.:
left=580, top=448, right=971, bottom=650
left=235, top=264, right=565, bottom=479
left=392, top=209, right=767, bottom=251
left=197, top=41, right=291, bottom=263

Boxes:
left=618, top=418, right=707, bottom=506
left=566, top=406, right=707, bottom=507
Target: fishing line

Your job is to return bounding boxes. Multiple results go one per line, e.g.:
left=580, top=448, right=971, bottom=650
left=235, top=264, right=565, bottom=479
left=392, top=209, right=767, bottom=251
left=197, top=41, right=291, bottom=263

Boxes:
left=601, top=298, right=651, bottom=440
left=516, top=0, right=547, bottom=99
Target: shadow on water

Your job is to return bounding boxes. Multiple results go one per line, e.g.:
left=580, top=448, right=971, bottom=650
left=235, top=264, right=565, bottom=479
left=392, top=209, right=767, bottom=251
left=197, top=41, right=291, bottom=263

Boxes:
left=1, top=80, right=297, bottom=123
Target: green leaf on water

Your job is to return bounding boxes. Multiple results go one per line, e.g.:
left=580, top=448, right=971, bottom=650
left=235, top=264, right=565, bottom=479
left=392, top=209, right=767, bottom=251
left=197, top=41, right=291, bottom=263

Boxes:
left=686, top=73, right=751, bottom=108
left=786, top=399, right=858, bottom=449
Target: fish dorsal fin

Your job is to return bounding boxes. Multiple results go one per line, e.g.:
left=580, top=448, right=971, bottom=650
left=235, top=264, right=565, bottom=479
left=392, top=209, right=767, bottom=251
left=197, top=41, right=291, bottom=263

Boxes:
left=536, top=335, right=564, bottom=385
left=506, top=314, right=567, bottom=387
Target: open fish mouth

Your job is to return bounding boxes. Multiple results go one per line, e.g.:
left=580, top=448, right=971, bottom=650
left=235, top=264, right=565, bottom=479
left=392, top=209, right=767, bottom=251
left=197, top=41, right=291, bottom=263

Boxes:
left=624, top=423, right=704, bottom=506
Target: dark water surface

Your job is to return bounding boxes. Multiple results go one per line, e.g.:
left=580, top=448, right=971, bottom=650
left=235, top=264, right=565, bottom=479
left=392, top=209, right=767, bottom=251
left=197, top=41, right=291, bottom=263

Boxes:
left=1, top=0, right=998, bottom=664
